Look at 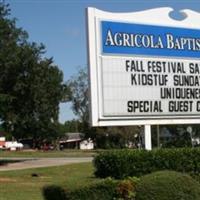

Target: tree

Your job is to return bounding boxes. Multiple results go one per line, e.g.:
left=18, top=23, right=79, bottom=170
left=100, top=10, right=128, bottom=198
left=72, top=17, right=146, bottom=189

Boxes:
left=0, top=3, right=66, bottom=143
left=58, top=120, right=80, bottom=134
left=66, top=68, right=89, bottom=122
left=67, top=67, right=140, bottom=148
left=95, top=126, right=140, bottom=149
left=157, top=125, right=192, bottom=148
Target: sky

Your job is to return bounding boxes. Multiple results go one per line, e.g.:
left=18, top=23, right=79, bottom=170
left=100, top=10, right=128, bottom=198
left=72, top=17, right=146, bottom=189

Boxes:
left=7, top=0, right=200, bottom=123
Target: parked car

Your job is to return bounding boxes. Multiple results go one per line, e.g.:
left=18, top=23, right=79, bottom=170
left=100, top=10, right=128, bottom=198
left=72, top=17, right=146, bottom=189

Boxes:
left=5, top=141, right=23, bottom=151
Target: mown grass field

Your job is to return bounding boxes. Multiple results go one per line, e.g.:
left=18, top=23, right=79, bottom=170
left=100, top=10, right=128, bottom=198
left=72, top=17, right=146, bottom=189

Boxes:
left=0, top=162, right=99, bottom=200
left=0, top=149, right=97, bottom=158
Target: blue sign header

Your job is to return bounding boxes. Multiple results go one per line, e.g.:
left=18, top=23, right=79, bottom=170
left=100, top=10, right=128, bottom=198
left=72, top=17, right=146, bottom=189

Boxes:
left=102, top=21, right=200, bottom=58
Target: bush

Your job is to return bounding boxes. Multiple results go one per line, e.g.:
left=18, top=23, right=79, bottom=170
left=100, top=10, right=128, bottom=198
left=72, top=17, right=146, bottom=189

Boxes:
left=116, top=177, right=139, bottom=200
left=43, top=185, right=67, bottom=200
left=66, top=178, right=118, bottom=200
left=135, top=171, right=200, bottom=200
left=94, top=148, right=200, bottom=179
left=65, top=177, right=139, bottom=200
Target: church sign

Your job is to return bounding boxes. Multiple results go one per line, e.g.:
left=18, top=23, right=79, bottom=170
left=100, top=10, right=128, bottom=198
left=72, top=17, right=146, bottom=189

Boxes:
left=86, top=7, right=200, bottom=127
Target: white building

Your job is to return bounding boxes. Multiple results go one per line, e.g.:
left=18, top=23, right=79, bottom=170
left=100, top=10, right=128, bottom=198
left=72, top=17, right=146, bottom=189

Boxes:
left=80, top=138, right=94, bottom=150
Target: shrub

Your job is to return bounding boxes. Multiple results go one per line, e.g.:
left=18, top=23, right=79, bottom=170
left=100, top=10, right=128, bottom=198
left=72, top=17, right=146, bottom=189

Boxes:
left=116, top=177, right=139, bottom=200
left=66, top=178, right=118, bottom=200
left=43, top=185, right=67, bottom=200
left=65, top=177, right=139, bottom=200
left=94, top=148, right=200, bottom=179
left=135, top=171, right=200, bottom=200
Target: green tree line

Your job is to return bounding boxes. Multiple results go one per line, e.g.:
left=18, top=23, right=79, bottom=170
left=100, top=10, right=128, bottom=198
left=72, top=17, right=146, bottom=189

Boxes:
left=0, top=3, right=66, bottom=146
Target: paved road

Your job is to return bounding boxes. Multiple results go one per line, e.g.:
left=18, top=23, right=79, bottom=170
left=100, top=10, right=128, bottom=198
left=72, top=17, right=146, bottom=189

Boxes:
left=0, top=157, right=93, bottom=171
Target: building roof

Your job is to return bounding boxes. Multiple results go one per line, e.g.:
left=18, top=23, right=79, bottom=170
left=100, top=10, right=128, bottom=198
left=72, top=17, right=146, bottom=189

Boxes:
left=60, top=132, right=84, bottom=143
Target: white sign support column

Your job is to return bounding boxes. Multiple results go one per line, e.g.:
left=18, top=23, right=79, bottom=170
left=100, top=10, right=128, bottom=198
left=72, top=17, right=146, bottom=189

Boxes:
left=144, top=125, right=152, bottom=150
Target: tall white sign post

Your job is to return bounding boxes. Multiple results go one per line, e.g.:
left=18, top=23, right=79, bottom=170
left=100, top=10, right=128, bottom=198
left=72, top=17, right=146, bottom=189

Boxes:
left=86, top=7, right=200, bottom=150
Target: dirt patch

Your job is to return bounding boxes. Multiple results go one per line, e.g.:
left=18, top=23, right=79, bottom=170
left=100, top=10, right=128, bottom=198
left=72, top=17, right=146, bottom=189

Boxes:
left=0, top=177, right=17, bottom=183
left=38, top=176, right=52, bottom=179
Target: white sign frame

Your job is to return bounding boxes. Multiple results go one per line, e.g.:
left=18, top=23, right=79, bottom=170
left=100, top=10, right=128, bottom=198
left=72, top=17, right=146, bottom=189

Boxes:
left=86, top=7, right=200, bottom=127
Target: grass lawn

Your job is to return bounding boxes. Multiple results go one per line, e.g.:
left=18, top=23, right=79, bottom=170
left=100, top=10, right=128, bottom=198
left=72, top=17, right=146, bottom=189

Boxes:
left=0, top=162, right=100, bottom=200
left=0, top=149, right=97, bottom=158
